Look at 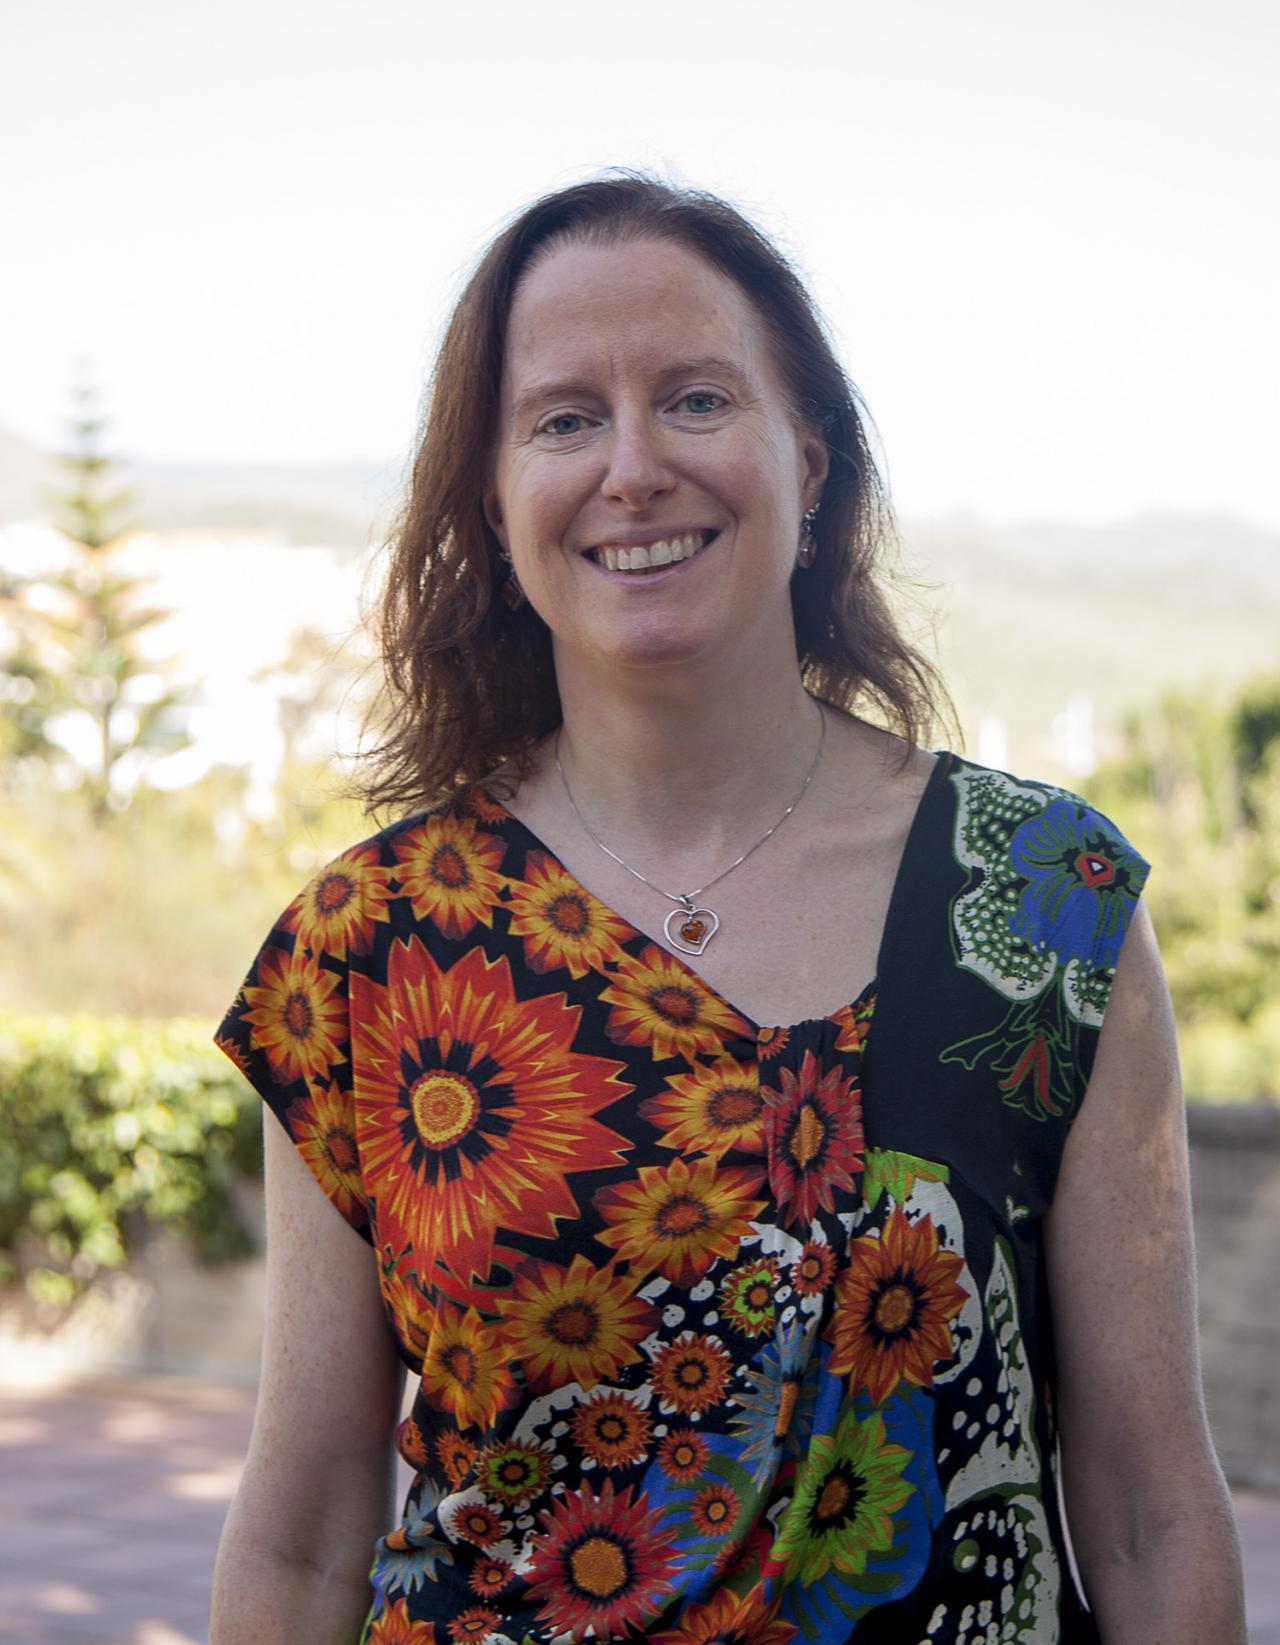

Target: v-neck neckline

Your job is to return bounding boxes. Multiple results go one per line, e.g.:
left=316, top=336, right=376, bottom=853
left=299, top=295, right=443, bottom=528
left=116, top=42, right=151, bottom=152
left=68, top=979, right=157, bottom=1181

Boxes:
left=476, top=750, right=954, bottom=1037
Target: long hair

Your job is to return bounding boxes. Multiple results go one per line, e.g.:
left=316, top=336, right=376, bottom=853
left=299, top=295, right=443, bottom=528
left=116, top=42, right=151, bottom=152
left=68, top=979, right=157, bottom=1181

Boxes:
left=355, top=173, right=950, bottom=815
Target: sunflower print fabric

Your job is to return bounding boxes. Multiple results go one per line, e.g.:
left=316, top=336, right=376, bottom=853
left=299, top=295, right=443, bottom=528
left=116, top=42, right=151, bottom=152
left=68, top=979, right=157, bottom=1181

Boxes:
left=215, top=752, right=1148, bottom=1644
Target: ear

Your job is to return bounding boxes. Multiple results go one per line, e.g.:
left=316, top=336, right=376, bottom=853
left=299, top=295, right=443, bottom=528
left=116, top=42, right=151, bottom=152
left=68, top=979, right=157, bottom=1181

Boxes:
left=483, top=487, right=509, bottom=553
left=799, top=426, right=830, bottom=512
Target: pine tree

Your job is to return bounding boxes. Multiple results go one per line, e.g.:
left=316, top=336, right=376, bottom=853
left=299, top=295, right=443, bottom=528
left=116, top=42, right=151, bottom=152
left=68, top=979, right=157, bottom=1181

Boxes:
left=0, top=374, right=194, bottom=818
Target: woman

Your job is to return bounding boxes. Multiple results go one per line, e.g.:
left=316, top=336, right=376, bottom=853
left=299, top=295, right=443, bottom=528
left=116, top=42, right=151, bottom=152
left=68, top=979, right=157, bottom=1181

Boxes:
left=211, top=177, right=1246, bottom=1643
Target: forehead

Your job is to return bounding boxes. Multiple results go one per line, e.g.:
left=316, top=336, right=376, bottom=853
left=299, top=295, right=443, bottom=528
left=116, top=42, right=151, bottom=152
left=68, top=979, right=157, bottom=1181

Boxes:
left=501, top=238, right=777, bottom=401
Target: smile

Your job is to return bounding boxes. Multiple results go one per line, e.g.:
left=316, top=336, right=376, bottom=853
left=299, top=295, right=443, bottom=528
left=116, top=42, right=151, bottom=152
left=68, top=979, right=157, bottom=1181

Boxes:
left=588, top=531, right=715, bottom=575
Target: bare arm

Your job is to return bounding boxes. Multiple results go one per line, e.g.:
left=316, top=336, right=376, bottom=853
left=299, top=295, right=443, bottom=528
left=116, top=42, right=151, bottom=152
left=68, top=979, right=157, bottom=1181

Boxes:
left=1045, top=900, right=1246, bottom=1642
left=210, top=1112, right=406, bottom=1645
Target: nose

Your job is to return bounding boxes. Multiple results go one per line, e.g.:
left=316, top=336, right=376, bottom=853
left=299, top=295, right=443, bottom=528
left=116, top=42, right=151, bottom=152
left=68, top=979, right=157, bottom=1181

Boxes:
left=600, top=410, right=674, bottom=509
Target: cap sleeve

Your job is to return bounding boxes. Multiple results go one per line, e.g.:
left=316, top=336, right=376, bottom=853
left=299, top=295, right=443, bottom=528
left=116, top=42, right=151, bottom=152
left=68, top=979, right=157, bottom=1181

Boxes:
left=214, top=847, right=386, bottom=1241
left=1007, top=790, right=1152, bottom=1113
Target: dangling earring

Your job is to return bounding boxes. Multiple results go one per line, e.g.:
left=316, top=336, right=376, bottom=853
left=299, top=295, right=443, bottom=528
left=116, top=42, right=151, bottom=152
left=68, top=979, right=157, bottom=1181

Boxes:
left=795, top=505, right=819, bottom=569
left=497, top=547, right=527, bottom=610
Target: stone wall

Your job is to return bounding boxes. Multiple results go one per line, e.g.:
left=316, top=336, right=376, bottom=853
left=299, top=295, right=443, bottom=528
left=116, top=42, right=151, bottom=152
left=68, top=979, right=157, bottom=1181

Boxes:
left=1189, top=1103, right=1280, bottom=1491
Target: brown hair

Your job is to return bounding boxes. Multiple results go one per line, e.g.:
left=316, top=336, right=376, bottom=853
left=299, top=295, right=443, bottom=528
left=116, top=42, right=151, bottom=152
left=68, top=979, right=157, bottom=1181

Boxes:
left=356, top=172, right=950, bottom=815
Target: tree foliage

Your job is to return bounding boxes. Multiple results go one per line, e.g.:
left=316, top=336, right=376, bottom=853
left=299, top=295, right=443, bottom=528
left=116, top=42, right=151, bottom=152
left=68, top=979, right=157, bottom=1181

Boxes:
left=0, top=1013, right=262, bottom=1303
left=1085, top=673, right=1280, bottom=1099
left=0, top=377, right=193, bottom=817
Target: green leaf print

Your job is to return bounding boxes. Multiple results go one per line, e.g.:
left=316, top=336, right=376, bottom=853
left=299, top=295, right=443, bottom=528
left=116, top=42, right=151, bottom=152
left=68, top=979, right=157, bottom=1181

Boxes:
left=862, top=1148, right=950, bottom=1213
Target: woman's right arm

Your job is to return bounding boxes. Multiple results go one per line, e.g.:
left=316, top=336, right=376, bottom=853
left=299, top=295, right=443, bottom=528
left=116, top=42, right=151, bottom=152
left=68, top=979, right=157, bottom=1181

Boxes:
left=210, top=1112, right=407, bottom=1644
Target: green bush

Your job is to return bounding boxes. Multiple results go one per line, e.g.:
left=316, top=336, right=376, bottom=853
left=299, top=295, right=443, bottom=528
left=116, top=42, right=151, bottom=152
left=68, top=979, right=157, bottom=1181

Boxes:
left=0, top=1014, right=262, bottom=1303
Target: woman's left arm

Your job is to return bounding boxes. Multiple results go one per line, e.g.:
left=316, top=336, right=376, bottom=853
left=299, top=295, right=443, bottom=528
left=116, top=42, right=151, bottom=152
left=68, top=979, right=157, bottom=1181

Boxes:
left=1045, top=899, right=1247, bottom=1642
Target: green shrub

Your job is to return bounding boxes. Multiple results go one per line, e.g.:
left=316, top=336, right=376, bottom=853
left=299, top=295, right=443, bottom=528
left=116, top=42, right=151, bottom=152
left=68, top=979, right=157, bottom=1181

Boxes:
left=0, top=1014, right=261, bottom=1301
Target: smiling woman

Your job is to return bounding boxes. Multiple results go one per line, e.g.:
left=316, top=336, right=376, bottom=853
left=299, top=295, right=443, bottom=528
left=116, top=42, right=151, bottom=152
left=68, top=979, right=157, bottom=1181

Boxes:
left=210, top=175, right=1246, bottom=1645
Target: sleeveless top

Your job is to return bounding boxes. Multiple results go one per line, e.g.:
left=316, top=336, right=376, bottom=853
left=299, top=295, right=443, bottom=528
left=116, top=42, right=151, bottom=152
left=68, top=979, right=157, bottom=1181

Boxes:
left=215, top=752, right=1150, bottom=1645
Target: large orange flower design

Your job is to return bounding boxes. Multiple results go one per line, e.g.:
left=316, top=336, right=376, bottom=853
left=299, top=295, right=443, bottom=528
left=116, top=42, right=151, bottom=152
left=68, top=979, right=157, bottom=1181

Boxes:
left=239, top=945, right=347, bottom=1085
left=650, top=1583, right=796, bottom=1645
left=827, top=1207, right=968, bottom=1406
left=392, top=813, right=508, bottom=939
left=280, top=842, right=393, bottom=960
left=601, top=944, right=751, bottom=1062
left=377, top=1250, right=435, bottom=1367
left=506, top=849, right=632, bottom=979
left=421, top=1300, right=516, bottom=1430
left=593, top=1157, right=767, bottom=1286
left=366, top=1598, right=437, bottom=1644
left=353, top=938, right=632, bottom=1299
left=639, top=1053, right=765, bottom=1161
left=285, top=1080, right=365, bottom=1226
left=495, top=1254, right=657, bottom=1392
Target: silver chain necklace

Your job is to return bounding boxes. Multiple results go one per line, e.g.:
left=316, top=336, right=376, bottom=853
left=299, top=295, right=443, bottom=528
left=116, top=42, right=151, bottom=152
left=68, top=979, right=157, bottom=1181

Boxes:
left=554, top=704, right=826, bottom=956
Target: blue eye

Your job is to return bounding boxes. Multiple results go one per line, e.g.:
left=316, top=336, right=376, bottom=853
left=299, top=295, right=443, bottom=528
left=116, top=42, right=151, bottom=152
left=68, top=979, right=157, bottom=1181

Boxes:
left=542, top=413, right=585, bottom=437
left=679, top=392, right=724, bottom=415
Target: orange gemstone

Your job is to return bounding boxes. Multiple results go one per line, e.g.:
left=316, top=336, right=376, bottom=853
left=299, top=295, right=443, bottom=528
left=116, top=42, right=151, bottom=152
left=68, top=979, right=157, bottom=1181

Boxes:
left=681, top=919, right=705, bottom=943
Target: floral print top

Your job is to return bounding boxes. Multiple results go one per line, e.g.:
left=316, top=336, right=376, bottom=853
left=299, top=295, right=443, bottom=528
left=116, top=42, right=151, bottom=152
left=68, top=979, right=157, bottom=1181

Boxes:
left=215, top=752, right=1149, bottom=1645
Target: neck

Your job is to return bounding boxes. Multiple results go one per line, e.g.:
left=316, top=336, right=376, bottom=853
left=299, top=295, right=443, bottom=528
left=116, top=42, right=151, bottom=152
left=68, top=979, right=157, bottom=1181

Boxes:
left=548, top=640, right=827, bottom=875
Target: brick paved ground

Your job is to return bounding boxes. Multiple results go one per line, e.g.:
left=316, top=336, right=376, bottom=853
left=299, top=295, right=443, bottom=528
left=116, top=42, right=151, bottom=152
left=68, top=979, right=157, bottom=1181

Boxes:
left=1, top=1377, right=1277, bottom=1644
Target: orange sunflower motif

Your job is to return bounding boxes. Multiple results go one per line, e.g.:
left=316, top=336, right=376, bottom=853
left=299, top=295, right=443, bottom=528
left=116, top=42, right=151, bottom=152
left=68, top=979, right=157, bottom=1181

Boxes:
left=353, top=938, right=632, bottom=1298
left=639, top=1053, right=765, bottom=1160
left=790, top=1241, right=837, bottom=1298
left=496, top=1255, right=657, bottom=1393
left=649, top=1582, right=796, bottom=1645
left=378, top=1252, right=435, bottom=1368
left=239, top=945, right=347, bottom=1085
left=601, top=943, right=752, bottom=1062
left=392, top=813, right=508, bottom=939
left=280, top=843, right=393, bottom=960
left=284, top=1080, right=365, bottom=1224
left=506, top=850, right=632, bottom=979
left=458, top=784, right=510, bottom=827
left=447, top=1607, right=500, bottom=1642
left=395, top=1414, right=429, bottom=1469
left=593, top=1157, right=767, bottom=1287
left=657, top=1427, right=708, bottom=1481
left=833, top=994, right=875, bottom=1055
left=213, top=1034, right=250, bottom=1076
left=689, top=1482, right=740, bottom=1538
left=570, top=1390, right=654, bottom=1468
left=451, top=1500, right=506, bottom=1547
left=527, top=1478, right=679, bottom=1637
left=827, top=1206, right=969, bottom=1406
left=468, top=1556, right=515, bottom=1597
left=365, top=1597, right=437, bottom=1643
left=435, top=1429, right=478, bottom=1490
left=421, top=1302, right=515, bottom=1430
left=755, top=1026, right=790, bottom=1063
left=650, top=1332, right=734, bottom=1416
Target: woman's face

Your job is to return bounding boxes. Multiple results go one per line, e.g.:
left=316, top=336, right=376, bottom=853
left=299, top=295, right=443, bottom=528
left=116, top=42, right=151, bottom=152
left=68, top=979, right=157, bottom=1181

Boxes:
left=485, top=237, right=828, bottom=676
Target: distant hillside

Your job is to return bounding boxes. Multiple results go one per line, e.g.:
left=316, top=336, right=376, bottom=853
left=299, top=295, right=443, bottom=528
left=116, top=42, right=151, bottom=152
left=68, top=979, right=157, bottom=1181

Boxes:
left=0, top=425, right=402, bottom=554
left=3, top=426, right=1277, bottom=776
left=898, top=512, right=1280, bottom=771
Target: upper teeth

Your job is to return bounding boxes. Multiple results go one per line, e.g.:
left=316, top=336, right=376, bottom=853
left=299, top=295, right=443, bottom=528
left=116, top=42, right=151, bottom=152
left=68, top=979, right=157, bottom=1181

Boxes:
left=596, top=533, right=708, bottom=572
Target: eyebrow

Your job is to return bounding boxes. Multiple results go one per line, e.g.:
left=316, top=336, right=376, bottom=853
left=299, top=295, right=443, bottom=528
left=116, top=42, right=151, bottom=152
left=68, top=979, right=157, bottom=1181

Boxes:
left=510, top=356, right=755, bottom=422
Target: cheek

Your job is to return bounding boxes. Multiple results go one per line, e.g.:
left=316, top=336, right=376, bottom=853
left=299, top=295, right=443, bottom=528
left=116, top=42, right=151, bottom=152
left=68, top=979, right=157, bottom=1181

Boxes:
left=502, top=463, right=582, bottom=545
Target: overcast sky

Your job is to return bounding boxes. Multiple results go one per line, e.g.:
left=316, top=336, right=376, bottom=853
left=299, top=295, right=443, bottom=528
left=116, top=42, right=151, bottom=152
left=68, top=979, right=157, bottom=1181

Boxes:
left=3, top=0, right=1277, bottom=528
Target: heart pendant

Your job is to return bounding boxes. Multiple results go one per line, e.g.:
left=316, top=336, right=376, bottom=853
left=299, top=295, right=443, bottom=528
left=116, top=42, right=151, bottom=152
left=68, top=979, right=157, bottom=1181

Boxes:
left=665, top=904, right=720, bottom=956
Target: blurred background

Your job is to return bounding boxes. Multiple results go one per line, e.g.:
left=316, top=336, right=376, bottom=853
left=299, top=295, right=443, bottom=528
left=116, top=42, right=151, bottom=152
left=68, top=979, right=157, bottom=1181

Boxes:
left=1, top=1, right=1277, bottom=1639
